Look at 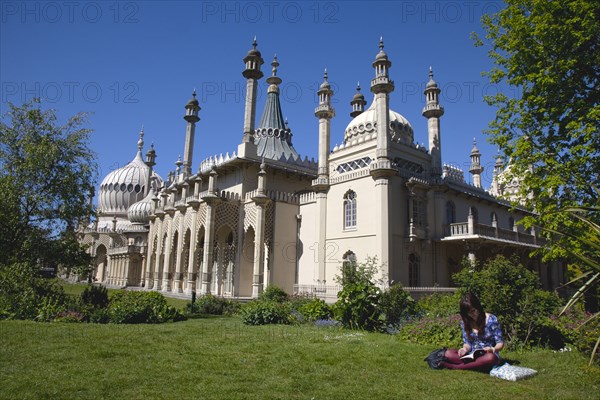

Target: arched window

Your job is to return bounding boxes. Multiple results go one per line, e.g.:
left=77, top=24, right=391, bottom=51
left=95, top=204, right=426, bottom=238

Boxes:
left=446, top=201, right=456, bottom=224
left=409, top=253, right=420, bottom=287
left=343, top=190, right=357, bottom=230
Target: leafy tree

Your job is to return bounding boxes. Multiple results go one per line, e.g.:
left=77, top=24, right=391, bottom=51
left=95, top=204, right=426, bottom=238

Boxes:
left=475, top=0, right=599, bottom=258
left=475, top=0, right=599, bottom=363
left=0, top=99, right=97, bottom=269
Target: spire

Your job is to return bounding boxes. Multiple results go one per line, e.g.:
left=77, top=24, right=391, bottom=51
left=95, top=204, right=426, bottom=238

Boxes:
left=371, top=37, right=393, bottom=94
left=137, top=125, right=144, bottom=152
left=242, top=37, right=264, bottom=144
left=469, top=138, right=484, bottom=188
left=255, top=55, right=300, bottom=162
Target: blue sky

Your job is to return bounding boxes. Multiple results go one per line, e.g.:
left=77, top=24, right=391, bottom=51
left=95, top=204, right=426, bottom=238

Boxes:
left=1, top=1, right=511, bottom=189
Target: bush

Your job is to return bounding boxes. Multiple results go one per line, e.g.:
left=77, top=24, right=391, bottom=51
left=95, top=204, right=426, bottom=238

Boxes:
left=416, top=292, right=460, bottom=318
left=108, top=291, right=186, bottom=324
left=240, top=300, right=292, bottom=326
left=258, top=285, right=289, bottom=303
left=399, top=314, right=463, bottom=348
left=298, top=298, right=332, bottom=322
left=0, top=263, right=70, bottom=321
left=453, top=255, right=562, bottom=347
left=333, top=257, right=382, bottom=331
left=187, top=294, right=240, bottom=316
left=378, top=284, right=417, bottom=328
left=80, top=285, right=109, bottom=309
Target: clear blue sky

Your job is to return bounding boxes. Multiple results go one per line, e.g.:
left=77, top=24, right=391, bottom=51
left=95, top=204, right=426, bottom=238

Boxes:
left=1, top=1, right=511, bottom=189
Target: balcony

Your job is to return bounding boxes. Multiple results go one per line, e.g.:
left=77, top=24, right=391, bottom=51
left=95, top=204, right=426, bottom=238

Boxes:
left=443, top=222, right=541, bottom=247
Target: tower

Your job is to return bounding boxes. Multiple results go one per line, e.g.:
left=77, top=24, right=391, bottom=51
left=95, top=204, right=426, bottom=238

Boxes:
left=183, top=90, right=200, bottom=176
left=370, top=37, right=394, bottom=165
left=369, top=37, right=396, bottom=275
left=422, top=67, right=444, bottom=177
left=313, top=69, right=335, bottom=284
left=469, top=139, right=484, bottom=188
left=242, top=37, right=264, bottom=144
left=490, top=152, right=504, bottom=196
left=350, top=82, right=366, bottom=118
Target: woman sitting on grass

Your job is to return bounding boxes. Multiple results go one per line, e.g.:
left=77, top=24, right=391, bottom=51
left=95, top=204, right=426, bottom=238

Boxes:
left=441, top=292, right=504, bottom=372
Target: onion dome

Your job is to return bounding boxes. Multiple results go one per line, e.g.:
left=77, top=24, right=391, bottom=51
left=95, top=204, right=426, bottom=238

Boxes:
left=127, top=188, right=155, bottom=225
left=97, top=129, right=163, bottom=217
left=186, top=89, right=199, bottom=108
left=344, top=95, right=413, bottom=145
left=246, top=36, right=261, bottom=58
left=426, top=66, right=439, bottom=89
left=375, top=37, right=388, bottom=61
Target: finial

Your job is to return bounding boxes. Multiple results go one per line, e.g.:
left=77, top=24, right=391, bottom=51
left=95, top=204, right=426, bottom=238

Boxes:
left=253, top=36, right=257, bottom=49
left=323, top=68, right=328, bottom=81
left=192, top=88, right=197, bottom=97
left=285, top=117, right=289, bottom=128
left=356, top=81, right=361, bottom=91
left=176, top=155, right=182, bottom=166
left=137, top=125, right=144, bottom=151
left=429, top=66, right=433, bottom=79
left=379, top=36, right=384, bottom=50
left=473, top=137, right=477, bottom=145
left=271, top=54, right=279, bottom=76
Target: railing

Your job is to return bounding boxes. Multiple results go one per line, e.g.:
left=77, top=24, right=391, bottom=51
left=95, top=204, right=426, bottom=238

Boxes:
left=293, top=284, right=341, bottom=301
left=108, top=245, right=145, bottom=255
left=444, top=222, right=541, bottom=246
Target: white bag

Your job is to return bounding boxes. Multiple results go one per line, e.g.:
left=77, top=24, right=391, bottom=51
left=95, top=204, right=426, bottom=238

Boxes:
left=490, top=363, right=537, bottom=381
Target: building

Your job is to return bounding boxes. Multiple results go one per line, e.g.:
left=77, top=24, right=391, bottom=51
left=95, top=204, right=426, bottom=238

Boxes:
left=80, top=39, right=563, bottom=300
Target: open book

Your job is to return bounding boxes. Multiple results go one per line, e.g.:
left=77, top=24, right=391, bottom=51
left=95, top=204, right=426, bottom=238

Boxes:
left=460, top=349, right=486, bottom=362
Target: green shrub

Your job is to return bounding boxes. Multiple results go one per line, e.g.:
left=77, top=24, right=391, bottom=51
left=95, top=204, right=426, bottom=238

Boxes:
left=298, top=298, right=332, bottom=322
left=399, top=314, right=463, bottom=347
left=0, top=262, right=70, bottom=320
left=258, top=285, right=289, bottom=303
left=187, top=294, right=240, bottom=316
left=416, top=292, right=460, bottom=318
left=453, top=255, right=562, bottom=347
left=378, top=284, right=417, bottom=327
left=108, top=291, right=186, bottom=324
left=240, top=300, right=292, bottom=325
left=80, top=285, right=109, bottom=309
left=333, top=257, right=382, bottom=331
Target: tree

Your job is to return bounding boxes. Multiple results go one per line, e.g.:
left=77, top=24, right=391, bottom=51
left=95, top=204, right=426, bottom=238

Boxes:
left=0, top=99, right=97, bottom=269
left=475, top=0, right=599, bottom=259
left=475, top=0, right=599, bottom=363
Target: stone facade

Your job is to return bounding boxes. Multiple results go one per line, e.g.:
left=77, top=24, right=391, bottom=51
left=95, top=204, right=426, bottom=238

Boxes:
left=80, top=39, right=563, bottom=299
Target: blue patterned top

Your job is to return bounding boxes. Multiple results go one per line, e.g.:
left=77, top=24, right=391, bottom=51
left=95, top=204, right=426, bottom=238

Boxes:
left=461, top=314, right=504, bottom=350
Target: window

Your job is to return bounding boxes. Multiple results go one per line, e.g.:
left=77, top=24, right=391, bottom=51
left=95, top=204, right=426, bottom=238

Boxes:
left=344, top=191, right=357, bottom=230
left=409, top=253, right=420, bottom=287
left=412, top=198, right=426, bottom=227
left=446, top=201, right=456, bottom=224
left=491, top=212, right=497, bottom=224
left=509, top=217, right=515, bottom=230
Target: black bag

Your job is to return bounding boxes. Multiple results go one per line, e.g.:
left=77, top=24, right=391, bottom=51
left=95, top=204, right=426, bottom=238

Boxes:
left=424, top=347, right=447, bottom=369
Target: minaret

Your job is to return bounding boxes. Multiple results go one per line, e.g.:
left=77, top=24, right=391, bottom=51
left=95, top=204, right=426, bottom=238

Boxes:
left=145, top=142, right=157, bottom=196
left=350, top=82, right=366, bottom=118
left=370, top=37, right=394, bottom=164
left=183, top=90, right=200, bottom=176
left=369, top=38, right=395, bottom=281
left=242, top=37, right=264, bottom=143
left=491, top=152, right=504, bottom=196
left=469, top=138, right=484, bottom=188
left=422, top=67, right=444, bottom=177
left=314, top=69, right=335, bottom=183
left=312, top=69, right=335, bottom=285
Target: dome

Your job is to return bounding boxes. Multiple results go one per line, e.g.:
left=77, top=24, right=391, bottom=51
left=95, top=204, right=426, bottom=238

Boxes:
left=127, top=189, right=155, bottom=224
left=98, top=151, right=163, bottom=217
left=344, top=96, right=414, bottom=145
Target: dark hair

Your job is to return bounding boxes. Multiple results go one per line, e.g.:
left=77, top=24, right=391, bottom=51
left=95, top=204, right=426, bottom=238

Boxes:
left=459, top=292, right=486, bottom=334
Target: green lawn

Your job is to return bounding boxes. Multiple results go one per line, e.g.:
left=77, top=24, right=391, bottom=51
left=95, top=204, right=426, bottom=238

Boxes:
left=0, top=318, right=598, bottom=400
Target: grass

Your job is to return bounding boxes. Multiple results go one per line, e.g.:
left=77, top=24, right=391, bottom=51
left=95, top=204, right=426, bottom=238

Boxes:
left=0, top=317, right=598, bottom=400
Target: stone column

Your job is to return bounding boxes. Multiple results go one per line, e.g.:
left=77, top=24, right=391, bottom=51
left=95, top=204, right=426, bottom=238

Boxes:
left=173, top=208, right=186, bottom=293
